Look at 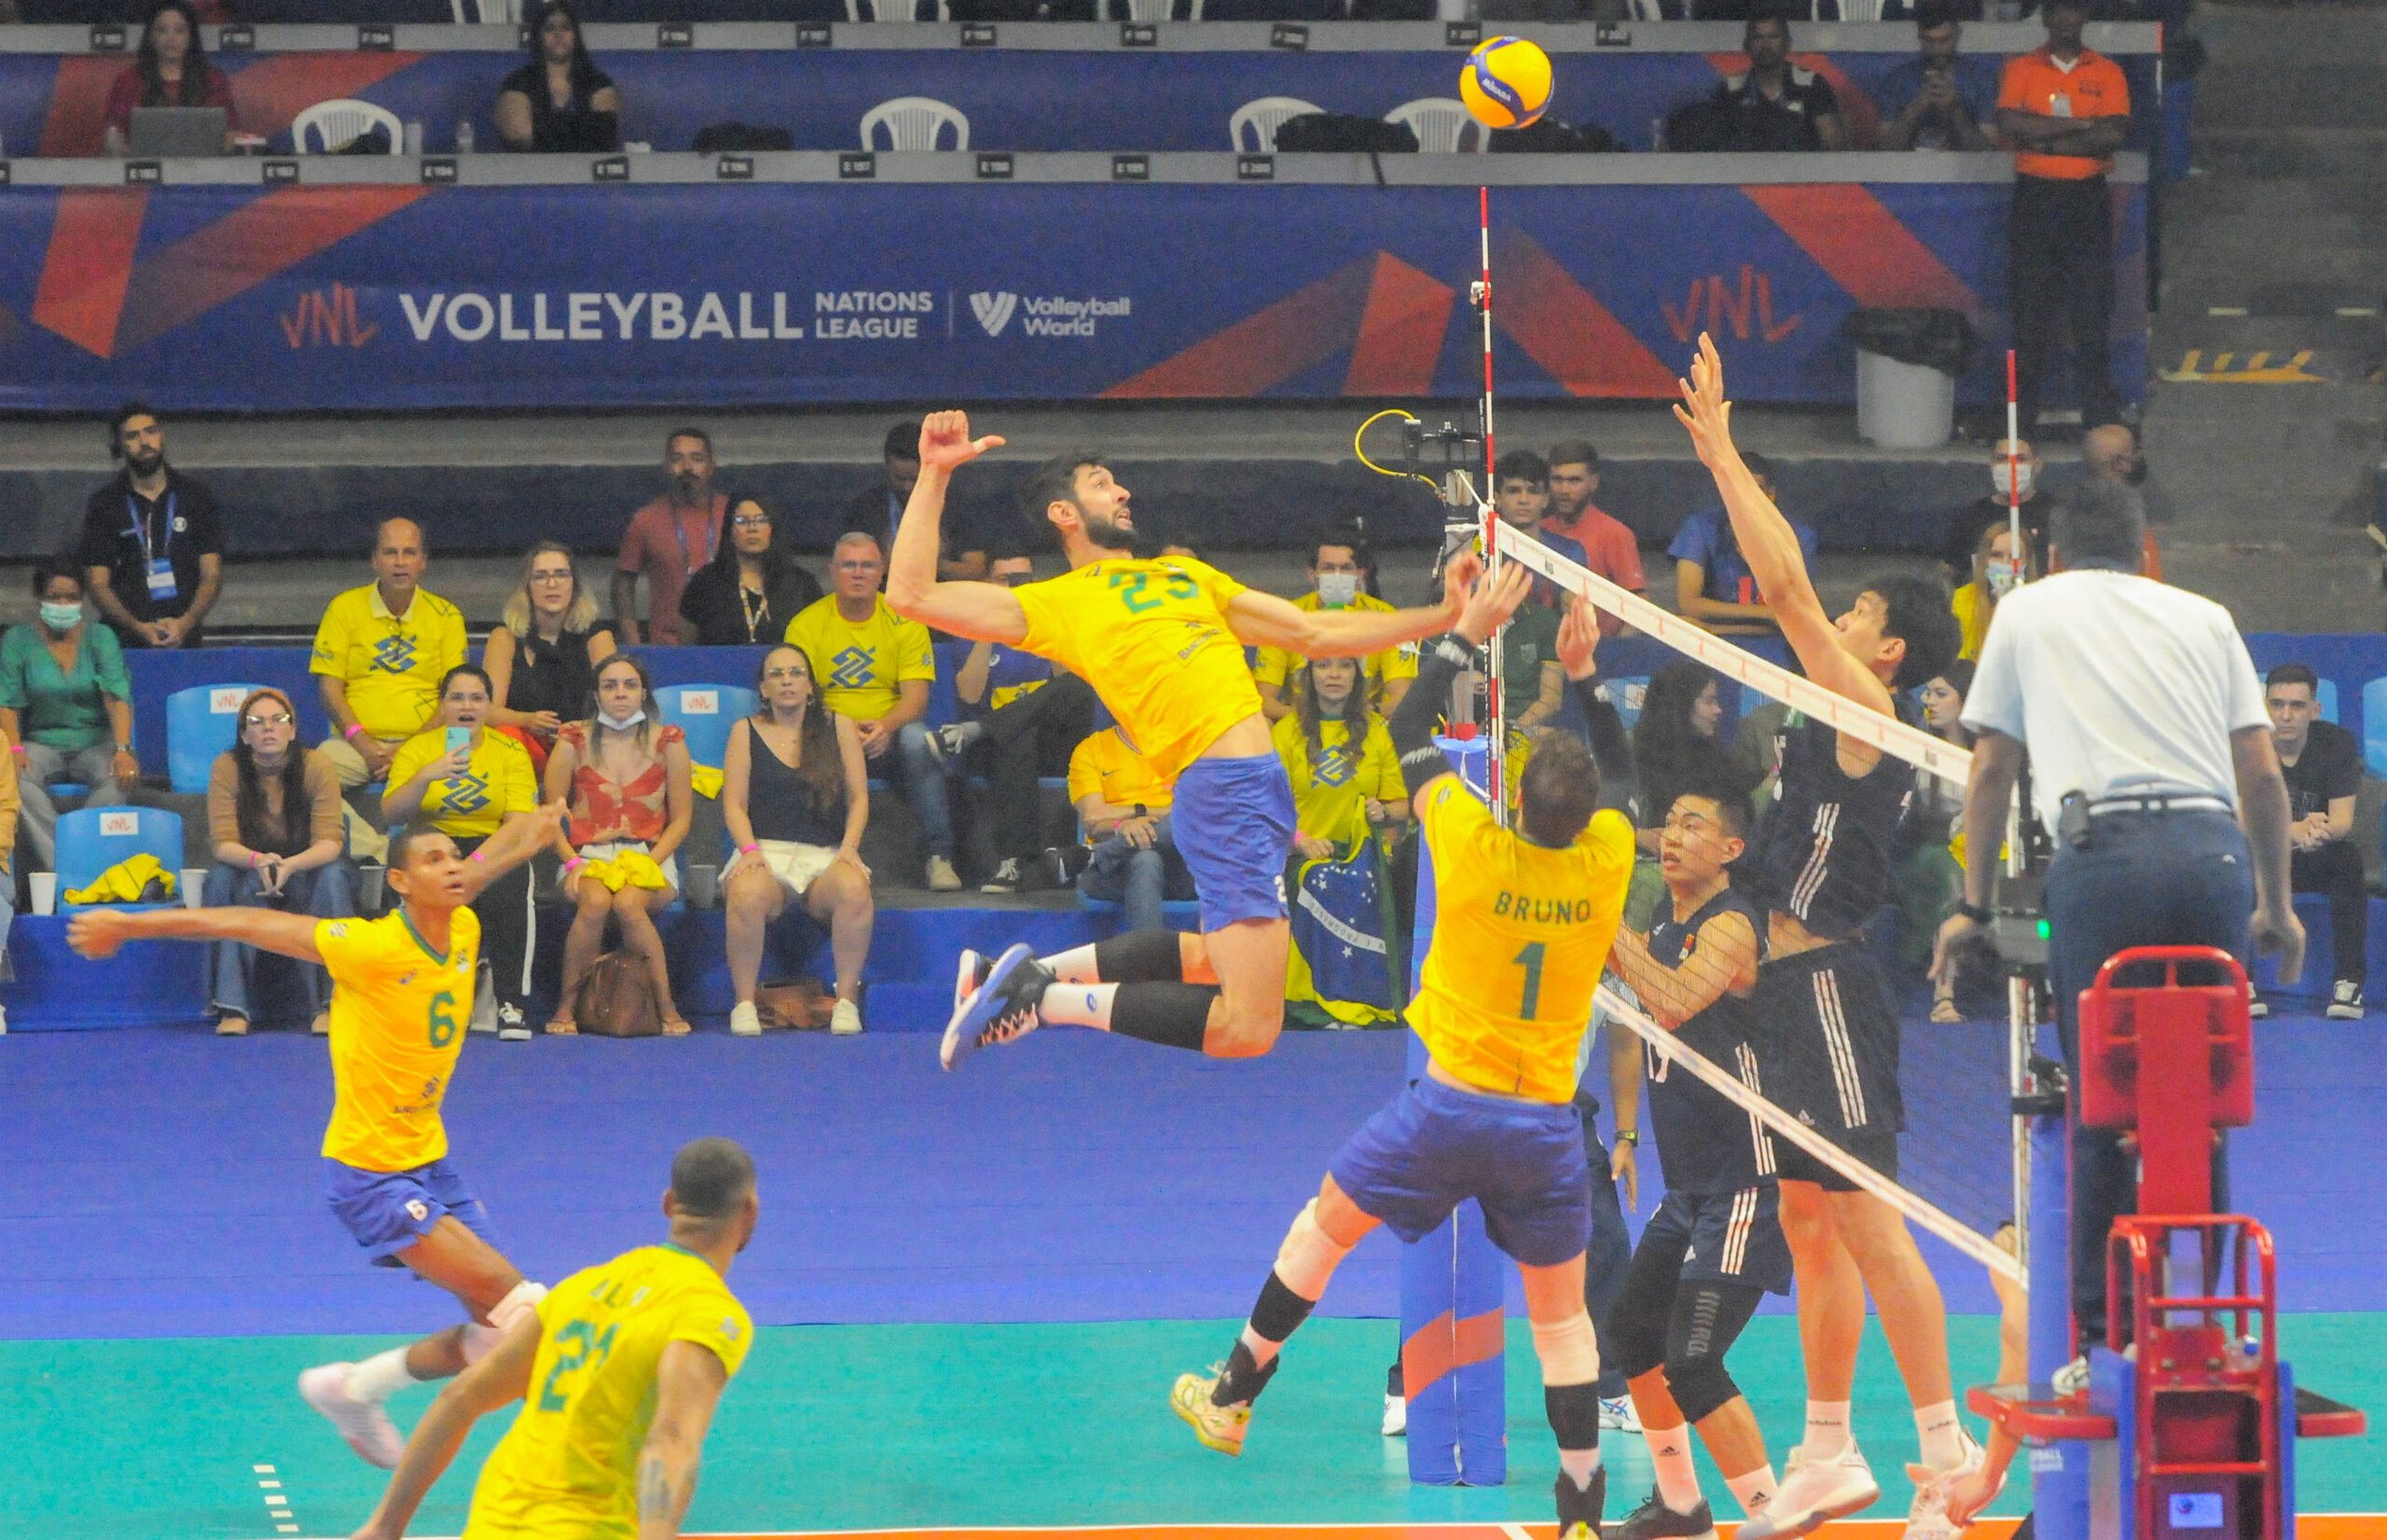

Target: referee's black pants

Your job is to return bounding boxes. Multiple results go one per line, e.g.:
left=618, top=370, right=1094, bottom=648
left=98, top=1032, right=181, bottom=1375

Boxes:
left=2045, top=808, right=2250, bottom=1348
left=2009, top=173, right=2117, bottom=434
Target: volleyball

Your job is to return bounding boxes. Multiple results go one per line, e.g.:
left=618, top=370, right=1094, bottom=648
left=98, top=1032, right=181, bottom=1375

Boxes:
left=1458, top=35, right=1553, bottom=131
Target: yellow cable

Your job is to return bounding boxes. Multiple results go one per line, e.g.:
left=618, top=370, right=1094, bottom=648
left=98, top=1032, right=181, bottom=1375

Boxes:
left=1352, top=409, right=1442, bottom=494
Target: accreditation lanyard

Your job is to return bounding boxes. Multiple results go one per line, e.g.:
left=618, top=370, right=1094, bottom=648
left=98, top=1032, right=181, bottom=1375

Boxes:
left=670, top=504, right=718, bottom=579
left=129, top=491, right=177, bottom=600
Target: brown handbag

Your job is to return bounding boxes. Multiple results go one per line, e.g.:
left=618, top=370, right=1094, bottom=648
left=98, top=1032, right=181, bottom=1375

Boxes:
left=754, top=977, right=836, bottom=1030
left=575, top=952, right=662, bottom=1038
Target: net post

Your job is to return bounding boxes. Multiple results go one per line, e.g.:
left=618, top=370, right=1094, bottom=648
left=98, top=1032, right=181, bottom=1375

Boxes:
left=1476, top=185, right=1507, bottom=826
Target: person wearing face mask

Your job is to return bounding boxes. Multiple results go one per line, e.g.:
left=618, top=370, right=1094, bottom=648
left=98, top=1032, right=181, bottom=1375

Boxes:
left=384, top=667, right=543, bottom=1039
left=1938, top=439, right=2048, bottom=592
left=202, top=688, right=354, bottom=1038
left=0, top=561, right=138, bottom=875
left=543, top=653, right=695, bottom=1038
left=1253, top=532, right=1417, bottom=724
left=2081, top=422, right=2166, bottom=579
left=1951, top=521, right=2031, bottom=662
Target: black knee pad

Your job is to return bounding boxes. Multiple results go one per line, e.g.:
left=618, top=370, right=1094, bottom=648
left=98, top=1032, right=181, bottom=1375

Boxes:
left=1664, top=1353, right=1741, bottom=1425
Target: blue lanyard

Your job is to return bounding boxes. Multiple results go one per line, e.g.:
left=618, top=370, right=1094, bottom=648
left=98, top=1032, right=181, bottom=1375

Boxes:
left=669, top=504, right=716, bottom=577
left=127, top=491, right=174, bottom=563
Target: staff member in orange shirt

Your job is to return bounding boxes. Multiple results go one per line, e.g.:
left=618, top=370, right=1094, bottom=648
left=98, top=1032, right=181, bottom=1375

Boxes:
left=1996, top=0, right=2130, bottom=436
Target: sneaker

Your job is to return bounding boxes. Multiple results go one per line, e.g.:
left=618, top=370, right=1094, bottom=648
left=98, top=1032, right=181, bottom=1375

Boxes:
left=215, top=1013, right=249, bottom=1037
left=981, top=857, right=1025, bottom=894
left=926, top=855, right=963, bottom=892
left=2052, top=1354, right=2091, bottom=1396
left=1600, top=1394, right=1644, bottom=1433
left=1381, top=1393, right=1406, bottom=1437
left=1613, top=1488, right=1719, bottom=1540
left=1734, top=1441, right=1876, bottom=1539
left=496, top=1003, right=531, bottom=1042
left=927, top=721, right=980, bottom=765
left=2248, top=991, right=2270, bottom=1019
left=1170, top=1366, right=1253, bottom=1456
left=1554, top=1466, right=1608, bottom=1540
left=298, top=1362, right=404, bottom=1469
left=830, top=998, right=862, bottom=1036
left=1902, top=1428, right=1989, bottom=1540
left=953, top=949, right=989, bottom=1017
left=2328, top=980, right=2364, bottom=1019
left=940, top=942, right=1051, bottom=1071
left=729, top=1001, right=763, bottom=1037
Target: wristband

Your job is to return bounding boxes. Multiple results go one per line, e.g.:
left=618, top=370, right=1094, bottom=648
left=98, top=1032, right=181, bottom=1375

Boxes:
left=1132, top=803, right=1148, bottom=819
left=248, top=851, right=261, bottom=870
left=343, top=723, right=366, bottom=741
left=1615, top=1128, right=1638, bottom=1148
left=7, top=744, right=21, bottom=755
left=469, top=848, right=489, bottom=864
left=562, top=857, right=586, bottom=874
left=1957, top=901, right=1993, bottom=925
left=738, top=843, right=760, bottom=856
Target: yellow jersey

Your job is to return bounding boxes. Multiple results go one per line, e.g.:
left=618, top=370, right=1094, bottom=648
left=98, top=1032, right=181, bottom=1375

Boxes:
left=1014, top=557, right=1262, bottom=783
left=1068, top=727, right=1174, bottom=814
left=317, top=909, right=481, bottom=1171
left=1271, top=713, right=1402, bottom=847
left=783, top=595, right=933, bottom=722
left=309, top=584, right=469, bottom=742
left=463, top=1244, right=753, bottom=1540
left=1410, top=779, right=1635, bottom=1104
left=386, top=729, right=540, bottom=841
left=1252, top=592, right=1418, bottom=713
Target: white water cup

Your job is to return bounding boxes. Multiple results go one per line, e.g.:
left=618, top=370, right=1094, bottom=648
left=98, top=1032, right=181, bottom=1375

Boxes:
left=29, top=873, right=55, bottom=916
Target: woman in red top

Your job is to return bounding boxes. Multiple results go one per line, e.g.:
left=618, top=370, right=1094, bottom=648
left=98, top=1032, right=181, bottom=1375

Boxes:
left=543, top=653, right=694, bottom=1035
left=103, top=0, right=239, bottom=157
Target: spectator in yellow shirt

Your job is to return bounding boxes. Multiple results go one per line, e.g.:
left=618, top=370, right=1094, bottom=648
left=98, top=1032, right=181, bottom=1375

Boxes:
left=784, top=532, right=957, bottom=889
left=312, top=517, right=468, bottom=794
left=1271, top=656, right=1407, bottom=861
left=383, top=666, right=543, bottom=1039
left=1069, top=725, right=1194, bottom=933
left=1253, top=533, right=1415, bottom=722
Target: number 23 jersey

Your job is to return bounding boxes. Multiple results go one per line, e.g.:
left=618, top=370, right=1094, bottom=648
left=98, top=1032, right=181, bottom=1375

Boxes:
left=315, top=909, right=481, bottom=1172
left=1410, top=781, right=1635, bottom=1104
left=1014, top=557, right=1263, bottom=783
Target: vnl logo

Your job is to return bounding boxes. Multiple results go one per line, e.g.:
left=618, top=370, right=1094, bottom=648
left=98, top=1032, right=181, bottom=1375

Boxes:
left=970, top=292, right=1017, bottom=337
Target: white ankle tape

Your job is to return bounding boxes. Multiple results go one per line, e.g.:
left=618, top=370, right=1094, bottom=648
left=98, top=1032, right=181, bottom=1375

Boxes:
left=1531, top=1312, right=1601, bottom=1386
left=1274, top=1201, right=1351, bottom=1299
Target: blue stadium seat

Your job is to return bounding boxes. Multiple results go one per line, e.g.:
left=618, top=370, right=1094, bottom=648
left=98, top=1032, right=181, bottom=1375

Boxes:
left=166, top=683, right=269, bottom=795
left=55, top=805, right=185, bottom=910
left=2363, top=679, right=2387, bottom=777
left=2318, top=678, right=2339, bottom=723
left=655, top=684, right=759, bottom=775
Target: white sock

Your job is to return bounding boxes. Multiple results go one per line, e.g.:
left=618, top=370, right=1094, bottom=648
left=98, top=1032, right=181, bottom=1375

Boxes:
left=1039, top=944, right=1100, bottom=984
left=344, top=1348, right=421, bottom=1405
left=1803, top=1399, right=1854, bottom=1459
left=1039, top=982, right=1117, bottom=1030
left=1914, top=1400, right=1964, bottom=1470
left=1643, top=1423, right=1703, bottom=1514
left=1727, top=1464, right=1781, bottom=1518
left=1559, top=1446, right=1604, bottom=1491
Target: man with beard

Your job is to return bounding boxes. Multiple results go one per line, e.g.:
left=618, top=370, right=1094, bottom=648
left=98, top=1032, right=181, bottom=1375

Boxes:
left=614, top=428, right=727, bottom=646
left=77, top=402, right=226, bottom=650
left=885, top=413, right=1472, bottom=1070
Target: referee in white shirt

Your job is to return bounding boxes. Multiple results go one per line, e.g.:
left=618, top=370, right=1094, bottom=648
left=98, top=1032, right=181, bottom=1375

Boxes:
left=1933, top=479, right=2304, bottom=1355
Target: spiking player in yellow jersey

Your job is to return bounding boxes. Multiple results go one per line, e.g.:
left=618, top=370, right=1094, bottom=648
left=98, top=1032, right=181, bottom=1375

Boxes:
left=347, top=1137, right=758, bottom=1540
left=1171, top=569, right=1635, bottom=1540
left=69, top=807, right=566, bottom=1471
left=889, top=410, right=1477, bottom=1071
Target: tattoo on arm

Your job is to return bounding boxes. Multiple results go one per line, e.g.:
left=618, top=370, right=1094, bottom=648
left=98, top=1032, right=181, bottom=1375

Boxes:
left=638, top=1457, right=673, bottom=1521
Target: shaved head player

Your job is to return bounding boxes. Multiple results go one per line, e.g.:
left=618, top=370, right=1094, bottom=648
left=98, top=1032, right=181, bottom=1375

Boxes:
left=887, top=410, right=1475, bottom=1070
left=70, top=807, right=567, bottom=1470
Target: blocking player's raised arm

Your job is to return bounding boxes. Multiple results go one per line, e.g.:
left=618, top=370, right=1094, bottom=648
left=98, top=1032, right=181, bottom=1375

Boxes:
left=352, top=1316, right=540, bottom=1540
left=1380, top=560, right=1532, bottom=818
left=1673, top=334, right=1887, bottom=711
left=884, top=410, right=1029, bottom=645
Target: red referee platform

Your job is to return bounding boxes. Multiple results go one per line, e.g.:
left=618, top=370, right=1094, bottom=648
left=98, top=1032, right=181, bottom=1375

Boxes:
left=1971, top=947, right=2366, bottom=1540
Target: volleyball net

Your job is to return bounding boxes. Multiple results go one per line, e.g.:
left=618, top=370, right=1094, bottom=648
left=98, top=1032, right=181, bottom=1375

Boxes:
left=1483, top=516, right=2025, bottom=1286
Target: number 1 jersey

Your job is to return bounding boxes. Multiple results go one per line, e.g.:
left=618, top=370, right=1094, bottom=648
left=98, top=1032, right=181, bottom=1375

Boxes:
left=1409, top=779, right=1634, bottom=1104
left=315, top=909, right=481, bottom=1172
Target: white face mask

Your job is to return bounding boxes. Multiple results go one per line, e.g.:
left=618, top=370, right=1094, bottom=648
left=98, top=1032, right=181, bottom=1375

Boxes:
left=598, top=708, right=646, bottom=732
left=1316, top=571, right=1360, bottom=608
left=38, top=601, right=83, bottom=632
left=1985, top=557, right=2024, bottom=598
left=1991, top=461, right=2035, bottom=499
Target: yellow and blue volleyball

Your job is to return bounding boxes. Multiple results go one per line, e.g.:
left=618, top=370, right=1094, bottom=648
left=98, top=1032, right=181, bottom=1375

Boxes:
left=1458, top=35, right=1553, bottom=131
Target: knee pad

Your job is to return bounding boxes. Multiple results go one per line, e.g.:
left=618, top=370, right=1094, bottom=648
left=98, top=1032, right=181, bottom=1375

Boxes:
left=1665, top=1353, right=1742, bottom=1425
left=1529, top=1310, right=1601, bottom=1387
left=1274, top=1201, right=1352, bottom=1300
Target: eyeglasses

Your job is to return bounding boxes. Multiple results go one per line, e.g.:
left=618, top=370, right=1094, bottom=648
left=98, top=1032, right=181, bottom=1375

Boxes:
left=529, top=570, right=573, bottom=584
left=834, top=560, right=881, bottom=573
left=731, top=514, right=772, bottom=529
left=242, top=712, right=294, bottom=729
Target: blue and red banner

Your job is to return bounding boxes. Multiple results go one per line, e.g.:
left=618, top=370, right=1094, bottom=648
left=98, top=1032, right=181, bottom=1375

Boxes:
left=0, top=177, right=2146, bottom=410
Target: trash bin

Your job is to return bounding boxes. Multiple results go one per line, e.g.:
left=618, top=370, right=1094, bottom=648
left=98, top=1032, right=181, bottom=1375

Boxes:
left=1842, top=306, right=1974, bottom=449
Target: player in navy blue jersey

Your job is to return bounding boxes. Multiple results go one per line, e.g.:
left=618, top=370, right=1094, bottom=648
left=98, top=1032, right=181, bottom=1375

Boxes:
left=1673, top=335, right=1978, bottom=1536
left=1604, top=782, right=1795, bottom=1540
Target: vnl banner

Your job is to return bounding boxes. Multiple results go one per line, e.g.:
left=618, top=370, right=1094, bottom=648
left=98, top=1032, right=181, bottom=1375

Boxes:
left=0, top=179, right=2146, bottom=411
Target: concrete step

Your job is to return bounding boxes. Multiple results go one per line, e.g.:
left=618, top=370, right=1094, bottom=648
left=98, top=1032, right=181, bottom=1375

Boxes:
left=2159, top=176, right=2387, bottom=226
left=2159, top=521, right=2383, bottom=633
left=2149, top=314, right=2385, bottom=350
left=2163, top=209, right=2387, bottom=256
left=2191, top=4, right=2387, bottom=75
left=2192, top=128, right=2387, bottom=178
left=2162, top=242, right=2387, bottom=292
left=2192, top=66, right=2387, bottom=131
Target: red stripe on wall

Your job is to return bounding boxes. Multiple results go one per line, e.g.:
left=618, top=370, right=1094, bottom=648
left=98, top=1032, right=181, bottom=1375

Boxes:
left=1740, top=183, right=1984, bottom=322
left=228, top=53, right=425, bottom=141
left=1344, top=254, right=1456, bottom=396
left=1400, top=1306, right=1505, bottom=1398
left=1100, top=255, right=1379, bottom=397
left=38, top=56, right=134, bottom=158
left=1490, top=227, right=1680, bottom=398
left=32, top=187, right=151, bottom=358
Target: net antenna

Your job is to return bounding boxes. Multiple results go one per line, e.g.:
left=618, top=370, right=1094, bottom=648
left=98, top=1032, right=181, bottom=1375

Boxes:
left=1488, top=518, right=2026, bottom=1286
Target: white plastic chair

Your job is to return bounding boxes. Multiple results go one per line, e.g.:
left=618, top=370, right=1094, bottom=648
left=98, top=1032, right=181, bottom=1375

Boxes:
left=448, top=0, right=517, bottom=21
left=293, top=98, right=405, bottom=155
left=1386, top=96, right=1488, bottom=153
left=1103, top=0, right=1203, bottom=18
left=1228, top=95, right=1323, bottom=154
left=860, top=96, right=969, bottom=151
